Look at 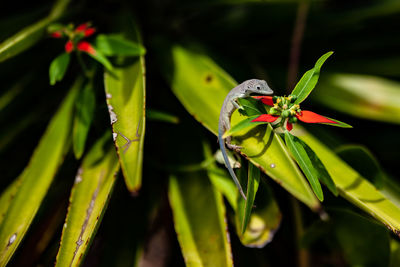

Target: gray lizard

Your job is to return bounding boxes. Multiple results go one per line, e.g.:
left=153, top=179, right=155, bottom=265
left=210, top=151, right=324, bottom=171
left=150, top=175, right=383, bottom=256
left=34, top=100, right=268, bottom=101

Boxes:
left=218, top=79, right=273, bottom=200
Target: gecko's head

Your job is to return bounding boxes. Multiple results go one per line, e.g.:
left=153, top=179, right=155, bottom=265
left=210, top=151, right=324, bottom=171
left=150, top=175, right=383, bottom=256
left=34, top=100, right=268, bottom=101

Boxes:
left=243, top=79, right=273, bottom=95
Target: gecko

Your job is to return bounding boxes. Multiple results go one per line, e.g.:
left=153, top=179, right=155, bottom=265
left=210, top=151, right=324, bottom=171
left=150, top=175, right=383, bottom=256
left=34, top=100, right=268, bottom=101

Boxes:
left=218, top=79, right=273, bottom=200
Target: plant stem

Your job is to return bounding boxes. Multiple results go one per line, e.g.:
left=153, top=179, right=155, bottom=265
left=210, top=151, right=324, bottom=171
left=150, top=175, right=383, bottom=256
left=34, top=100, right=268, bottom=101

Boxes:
left=287, top=0, right=310, bottom=92
left=291, top=196, right=310, bottom=267
left=76, top=52, right=91, bottom=78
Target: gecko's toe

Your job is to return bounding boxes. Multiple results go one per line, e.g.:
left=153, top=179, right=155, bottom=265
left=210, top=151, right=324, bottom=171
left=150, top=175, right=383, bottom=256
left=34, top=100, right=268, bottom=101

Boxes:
left=227, top=143, right=242, bottom=152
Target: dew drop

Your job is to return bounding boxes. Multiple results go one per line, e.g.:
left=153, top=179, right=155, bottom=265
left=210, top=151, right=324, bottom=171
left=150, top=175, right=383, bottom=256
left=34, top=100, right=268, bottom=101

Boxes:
left=270, top=163, right=276, bottom=168
left=8, top=233, right=17, bottom=246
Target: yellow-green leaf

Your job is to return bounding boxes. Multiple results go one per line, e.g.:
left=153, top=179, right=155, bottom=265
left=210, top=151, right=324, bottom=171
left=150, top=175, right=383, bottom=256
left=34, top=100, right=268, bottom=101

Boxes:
left=294, top=127, right=400, bottom=235
left=169, top=172, right=233, bottom=267
left=55, top=133, right=119, bottom=267
left=313, top=74, right=400, bottom=124
left=104, top=26, right=145, bottom=193
left=0, top=78, right=80, bottom=266
left=161, top=45, right=320, bottom=210
left=0, top=0, right=70, bottom=62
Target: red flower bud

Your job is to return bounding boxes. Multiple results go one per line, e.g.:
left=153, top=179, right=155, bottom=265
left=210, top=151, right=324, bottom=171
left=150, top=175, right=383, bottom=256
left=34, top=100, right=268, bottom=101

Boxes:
left=77, top=41, right=96, bottom=55
left=65, top=40, right=74, bottom=53
left=251, top=114, right=279, bottom=123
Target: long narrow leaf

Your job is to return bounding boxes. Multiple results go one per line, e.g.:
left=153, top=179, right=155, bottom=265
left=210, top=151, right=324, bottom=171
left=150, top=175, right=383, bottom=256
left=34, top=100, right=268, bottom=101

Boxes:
left=295, top=127, right=400, bottom=236
left=285, top=131, right=324, bottom=201
left=169, top=172, right=233, bottom=267
left=292, top=52, right=333, bottom=104
left=55, top=133, right=119, bottom=267
left=240, top=163, right=260, bottom=234
left=73, top=82, right=96, bottom=159
left=0, top=78, right=80, bottom=266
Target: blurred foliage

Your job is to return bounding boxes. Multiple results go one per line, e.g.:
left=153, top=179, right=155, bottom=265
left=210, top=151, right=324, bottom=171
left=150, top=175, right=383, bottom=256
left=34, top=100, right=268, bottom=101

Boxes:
left=1, top=0, right=400, bottom=266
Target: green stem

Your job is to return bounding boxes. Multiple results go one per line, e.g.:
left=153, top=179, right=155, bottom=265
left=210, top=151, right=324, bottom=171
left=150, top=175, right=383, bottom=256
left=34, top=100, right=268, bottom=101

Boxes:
left=291, top=196, right=310, bottom=267
left=76, top=52, right=91, bottom=78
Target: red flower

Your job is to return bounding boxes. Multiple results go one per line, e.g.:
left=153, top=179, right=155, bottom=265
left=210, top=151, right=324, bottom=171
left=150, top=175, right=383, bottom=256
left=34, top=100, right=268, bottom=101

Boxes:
left=65, top=40, right=74, bottom=53
left=251, top=96, right=339, bottom=131
left=76, top=41, right=96, bottom=55
left=75, top=23, right=96, bottom=37
left=50, top=22, right=96, bottom=53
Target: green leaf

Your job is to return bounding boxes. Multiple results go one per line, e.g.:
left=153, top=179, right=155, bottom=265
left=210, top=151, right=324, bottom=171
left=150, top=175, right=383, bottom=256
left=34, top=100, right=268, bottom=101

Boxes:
left=0, top=77, right=80, bottom=267
left=55, top=133, right=119, bottom=267
left=0, top=0, right=70, bottom=62
left=205, top=143, right=281, bottom=248
left=284, top=131, right=324, bottom=201
left=332, top=209, right=390, bottom=267
left=86, top=49, right=113, bottom=72
left=73, top=82, right=96, bottom=159
left=292, top=51, right=333, bottom=104
left=239, top=163, right=260, bottom=234
left=293, top=127, right=400, bottom=236
left=320, top=116, right=353, bottom=128
left=169, top=171, right=233, bottom=267
left=296, top=137, right=338, bottom=196
left=49, top=52, right=70, bottom=85
left=0, top=178, right=22, bottom=226
left=104, top=61, right=145, bottom=193
left=95, top=34, right=146, bottom=57
left=336, top=145, right=385, bottom=189
left=146, top=108, right=180, bottom=124
left=161, top=44, right=320, bottom=210
left=312, top=74, right=400, bottom=124
left=223, top=115, right=267, bottom=138
left=237, top=97, right=265, bottom=116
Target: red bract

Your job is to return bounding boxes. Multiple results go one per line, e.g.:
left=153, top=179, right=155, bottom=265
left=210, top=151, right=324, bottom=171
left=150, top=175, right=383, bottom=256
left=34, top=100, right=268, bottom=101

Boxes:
left=286, top=122, right=293, bottom=131
left=253, top=96, right=274, bottom=106
left=296, top=110, right=337, bottom=124
left=77, top=41, right=96, bottom=55
left=251, top=114, right=279, bottom=123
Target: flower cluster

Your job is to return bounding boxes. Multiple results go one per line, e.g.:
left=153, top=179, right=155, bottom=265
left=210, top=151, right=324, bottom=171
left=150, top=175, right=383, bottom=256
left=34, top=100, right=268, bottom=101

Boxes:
left=252, top=95, right=339, bottom=131
left=50, top=23, right=97, bottom=55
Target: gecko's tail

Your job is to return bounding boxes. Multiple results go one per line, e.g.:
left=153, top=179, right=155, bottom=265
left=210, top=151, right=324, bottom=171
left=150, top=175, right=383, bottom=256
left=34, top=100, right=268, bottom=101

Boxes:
left=218, top=131, right=247, bottom=200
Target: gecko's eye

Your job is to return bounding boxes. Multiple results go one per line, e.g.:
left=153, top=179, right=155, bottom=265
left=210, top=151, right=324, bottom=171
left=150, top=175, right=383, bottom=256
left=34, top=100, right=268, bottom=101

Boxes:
left=256, top=85, right=261, bottom=90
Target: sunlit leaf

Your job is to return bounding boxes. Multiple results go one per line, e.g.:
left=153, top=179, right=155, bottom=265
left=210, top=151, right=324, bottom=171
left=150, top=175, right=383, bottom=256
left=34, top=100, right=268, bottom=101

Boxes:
left=55, top=133, right=119, bottom=267
left=294, top=127, right=400, bottom=235
left=0, top=77, right=80, bottom=267
left=161, top=45, right=320, bottom=210
left=73, top=82, right=95, bottom=159
left=104, top=29, right=145, bottom=193
left=223, top=115, right=266, bottom=138
left=292, top=52, right=333, bottom=104
left=169, top=156, right=233, bottom=267
left=313, top=74, right=400, bottom=124
left=336, top=145, right=385, bottom=189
